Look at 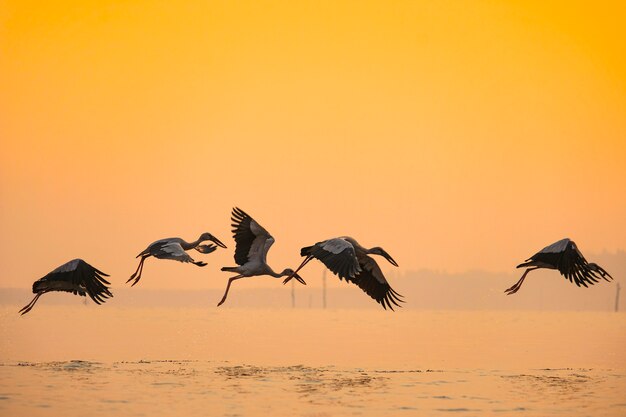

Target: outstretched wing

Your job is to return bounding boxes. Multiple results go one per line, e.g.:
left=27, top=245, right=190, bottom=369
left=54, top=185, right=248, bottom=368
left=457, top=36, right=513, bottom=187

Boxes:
left=21, top=259, right=112, bottom=314
left=521, top=239, right=613, bottom=289
left=523, top=238, right=571, bottom=269
left=301, top=238, right=361, bottom=280
left=45, top=259, right=113, bottom=304
left=73, top=260, right=113, bottom=304
left=349, top=256, right=403, bottom=310
left=230, top=207, right=274, bottom=266
left=558, top=241, right=611, bottom=287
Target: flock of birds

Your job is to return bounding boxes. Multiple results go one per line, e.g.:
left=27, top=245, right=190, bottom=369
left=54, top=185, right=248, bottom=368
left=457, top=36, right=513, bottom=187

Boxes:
left=19, top=207, right=614, bottom=315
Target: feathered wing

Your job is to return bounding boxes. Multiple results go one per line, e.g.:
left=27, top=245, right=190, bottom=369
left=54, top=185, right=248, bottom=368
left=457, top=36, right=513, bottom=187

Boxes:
left=558, top=242, right=611, bottom=287
left=518, top=238, right=570, bottom=270
left=301, top=238, right=361, bottom=280
left=230, top=207, right=274, bottom=266
left=522, top=239, right=613, bottom=288
left=136, top=237, right=172, bottom=258
left=43, top=259, right=113, bottom=304
left=74, top=260, right=113, bottom=304
left=150, top=241, right=196, bottom=263
left=20, top=259, right=111, bottom=315
left=350, top=256, right=404, bottom=310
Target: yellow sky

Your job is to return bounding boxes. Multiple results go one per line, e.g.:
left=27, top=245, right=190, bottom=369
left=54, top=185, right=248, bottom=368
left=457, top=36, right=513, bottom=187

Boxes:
left=1, top=1, right=625, bottom=289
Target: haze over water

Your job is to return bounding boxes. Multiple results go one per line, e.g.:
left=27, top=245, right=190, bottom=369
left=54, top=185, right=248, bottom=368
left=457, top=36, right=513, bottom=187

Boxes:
left=1, top=305, right=625, bottom=416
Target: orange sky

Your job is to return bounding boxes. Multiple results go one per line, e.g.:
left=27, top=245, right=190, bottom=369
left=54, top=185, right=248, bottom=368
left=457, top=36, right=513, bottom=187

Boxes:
left=1, top=1, right=625, bottom=289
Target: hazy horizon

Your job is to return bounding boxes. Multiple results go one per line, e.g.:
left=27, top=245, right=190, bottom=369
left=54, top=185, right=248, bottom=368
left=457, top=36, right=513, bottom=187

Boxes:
left=3, top=248, right=623, bottom=311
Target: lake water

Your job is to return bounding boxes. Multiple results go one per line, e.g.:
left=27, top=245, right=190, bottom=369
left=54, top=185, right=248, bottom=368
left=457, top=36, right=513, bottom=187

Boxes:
left=1, top=307, right=625, bottom=416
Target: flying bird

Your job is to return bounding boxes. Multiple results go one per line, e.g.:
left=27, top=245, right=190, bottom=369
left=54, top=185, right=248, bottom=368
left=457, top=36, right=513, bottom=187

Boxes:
left=19, top=259, right=112, bottom=315
left=127, top=232, right=227, bottom=286
left=283, top=237, right=404, bottom=310
left=505, top=238, right=613, bottom=295
left=217, top=207, right=306, bottom=306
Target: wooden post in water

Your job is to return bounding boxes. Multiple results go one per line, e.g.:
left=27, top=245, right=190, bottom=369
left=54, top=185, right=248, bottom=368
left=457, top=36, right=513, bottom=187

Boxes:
left=615, top=283, right=621, bottom=312
left=322, top=269, right=327, bottom=309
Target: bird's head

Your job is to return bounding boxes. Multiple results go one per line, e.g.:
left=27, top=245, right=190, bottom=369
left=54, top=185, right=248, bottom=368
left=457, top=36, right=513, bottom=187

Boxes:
left=32, top=277, right=48, bottom=294
left=200, top=232, right=227, bottom=249
left=369, top=247, right=399, bottom=267
left=281, top=268, right=307, bottom=285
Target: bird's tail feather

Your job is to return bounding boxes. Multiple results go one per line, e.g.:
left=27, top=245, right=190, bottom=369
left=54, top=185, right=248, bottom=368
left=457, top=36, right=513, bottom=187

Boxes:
left=221, top=266, right=238, bottom=272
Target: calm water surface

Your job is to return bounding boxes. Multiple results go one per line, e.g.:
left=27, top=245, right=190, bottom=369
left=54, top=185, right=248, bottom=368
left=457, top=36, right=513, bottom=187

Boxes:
left=1, top=307, right=625, bottom=416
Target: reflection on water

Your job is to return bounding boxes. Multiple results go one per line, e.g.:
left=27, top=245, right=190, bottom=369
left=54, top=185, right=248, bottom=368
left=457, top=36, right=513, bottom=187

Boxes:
left=1, top=308, right=625, bottom=416
left=1, top=360, right=625, bottom=416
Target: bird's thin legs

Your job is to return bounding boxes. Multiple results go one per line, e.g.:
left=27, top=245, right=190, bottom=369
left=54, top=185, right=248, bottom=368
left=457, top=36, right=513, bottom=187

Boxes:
left=127, top=256, right=148, bottom=286
left=283, top=256, right=313, bottom=284
left=134, top=257, right=148, bottom=286
left=18, top=293, right=43, bottom=315
left=127, top=256, right=146, bottom=282
left=504, top=267, right=539, bottom=295
left=217, top=275, right=245, bottom=307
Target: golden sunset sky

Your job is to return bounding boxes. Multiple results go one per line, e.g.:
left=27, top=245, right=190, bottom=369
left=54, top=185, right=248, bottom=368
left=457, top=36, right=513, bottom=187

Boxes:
left=1, top=1, right=625, bottom=289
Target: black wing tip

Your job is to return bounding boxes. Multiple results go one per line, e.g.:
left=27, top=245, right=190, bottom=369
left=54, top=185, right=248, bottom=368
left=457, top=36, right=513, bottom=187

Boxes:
left=595, top=265, right=613, bottom=281
left=380, top=288, right=404, bottom=311
left=88, top=289, right=113, bottom=305
left=564, top=260, right=615, bottom=288
left=93, top=267, right=110, bottom=277
left=96, top=276, right=112, bottom=285
left=381, top=294, right=402, bottom=311
left=232, top=207, right=250, bottom=219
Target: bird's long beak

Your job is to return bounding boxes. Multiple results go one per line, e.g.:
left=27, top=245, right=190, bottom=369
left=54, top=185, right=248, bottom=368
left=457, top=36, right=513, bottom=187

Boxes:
left=211, top=236, right=227, bottom=249
left=283, top=273, right=306, bottom=285
left=283, top=257, right=313, bottom=285
left=294, top=273, right=306, bottom=285
left=382, top=251, right=399, bottom=267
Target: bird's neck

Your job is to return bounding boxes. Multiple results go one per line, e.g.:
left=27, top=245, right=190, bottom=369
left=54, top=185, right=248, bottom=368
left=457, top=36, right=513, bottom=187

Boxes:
left=181, top=237, right=202, bottom=250
left=344, top=236, right=364, bottom=252
left=267, top=267, right=284, bottom=278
